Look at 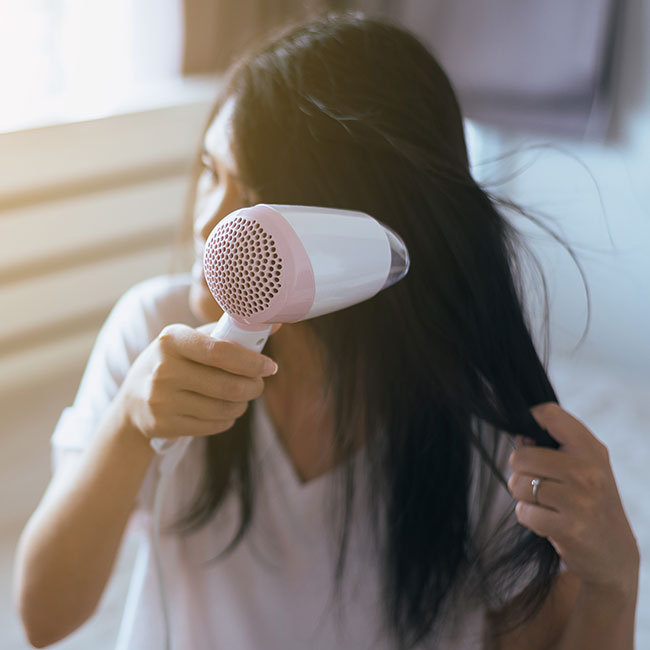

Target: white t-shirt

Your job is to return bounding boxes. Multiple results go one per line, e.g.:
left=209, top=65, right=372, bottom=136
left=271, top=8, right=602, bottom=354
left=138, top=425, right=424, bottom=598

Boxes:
left=52, top=274, right=524, bottom=650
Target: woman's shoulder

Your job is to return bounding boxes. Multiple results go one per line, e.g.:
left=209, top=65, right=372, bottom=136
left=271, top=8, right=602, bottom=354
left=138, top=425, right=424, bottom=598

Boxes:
left=80, top=273, right=200, bottom=387
left=119, top=273, right=196, bottom=319
left=111, top=273, right=200, bottom=337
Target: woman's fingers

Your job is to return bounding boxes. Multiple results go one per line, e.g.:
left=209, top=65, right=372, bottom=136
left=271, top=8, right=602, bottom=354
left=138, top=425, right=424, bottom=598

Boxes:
left=509, top=445, right=576, bottom=482
left=162, top=414, right=238, bottom=438
left=530, top=402, right=606, bottom=457
left=507, top=403, right=640, bottom=592
left=119, top=323, right=277, bottom=442
left=178, top=390, right=249, bottom=421
left=163, top=358, right=265, bottom=402
left=154, top=325, right=275, bottom=401
left=507, top=473, right=563, bottom=512
left=514, top=500, right=565, bottom=539
left=160, top=323, right=278, bottom=378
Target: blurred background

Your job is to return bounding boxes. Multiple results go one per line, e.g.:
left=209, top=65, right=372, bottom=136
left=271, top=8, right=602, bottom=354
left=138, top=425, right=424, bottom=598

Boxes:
left=0, top=0, right=647, bottom=648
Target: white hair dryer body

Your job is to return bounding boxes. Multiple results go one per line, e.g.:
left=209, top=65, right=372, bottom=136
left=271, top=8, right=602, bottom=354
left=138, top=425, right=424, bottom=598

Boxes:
left=203, top=203, right=410, bottom=351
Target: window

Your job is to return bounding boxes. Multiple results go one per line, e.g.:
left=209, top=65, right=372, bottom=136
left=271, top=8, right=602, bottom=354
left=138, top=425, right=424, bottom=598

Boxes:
left=0, top=0, right=183, bottom=132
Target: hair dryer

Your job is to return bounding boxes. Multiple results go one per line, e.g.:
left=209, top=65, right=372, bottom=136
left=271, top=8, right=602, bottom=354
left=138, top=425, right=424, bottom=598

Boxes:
left=204, top=203, right=410, bottom=350
left=151, top=203, right=409, bottom=461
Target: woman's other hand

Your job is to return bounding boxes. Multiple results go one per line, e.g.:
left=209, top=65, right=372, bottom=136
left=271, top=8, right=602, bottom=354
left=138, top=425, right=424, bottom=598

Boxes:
left=508, top=402, right=640, bottom=597
left=117, top=323, right=278, bottom=441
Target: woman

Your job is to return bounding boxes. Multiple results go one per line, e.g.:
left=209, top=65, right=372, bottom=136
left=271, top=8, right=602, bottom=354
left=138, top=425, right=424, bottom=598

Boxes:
left=14, top=13, right=639, bottom=649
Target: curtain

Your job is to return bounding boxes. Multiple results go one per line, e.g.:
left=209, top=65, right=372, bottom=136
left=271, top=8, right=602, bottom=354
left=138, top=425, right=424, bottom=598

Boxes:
left=355, top=0, right=627, bottom=140
left=182, top=0, right=626, bottom=140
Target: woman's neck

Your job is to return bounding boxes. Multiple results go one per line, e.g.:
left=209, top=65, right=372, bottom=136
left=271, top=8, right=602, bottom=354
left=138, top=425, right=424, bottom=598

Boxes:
left=262, top=324, right=337, bottom=483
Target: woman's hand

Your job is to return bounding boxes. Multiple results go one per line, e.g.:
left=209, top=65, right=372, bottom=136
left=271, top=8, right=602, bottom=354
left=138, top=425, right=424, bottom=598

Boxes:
left=508, top=402, right=640, bottom=597
left=116, top=323, right=278, bottom=441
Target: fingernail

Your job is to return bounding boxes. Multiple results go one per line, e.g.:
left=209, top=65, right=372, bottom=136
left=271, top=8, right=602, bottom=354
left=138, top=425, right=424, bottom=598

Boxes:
left=262, top=357, right=278, bottom=376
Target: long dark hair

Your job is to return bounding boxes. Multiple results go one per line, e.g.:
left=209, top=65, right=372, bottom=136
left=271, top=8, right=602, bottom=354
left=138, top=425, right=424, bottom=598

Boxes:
left=177, top=13, right=569, bottom=647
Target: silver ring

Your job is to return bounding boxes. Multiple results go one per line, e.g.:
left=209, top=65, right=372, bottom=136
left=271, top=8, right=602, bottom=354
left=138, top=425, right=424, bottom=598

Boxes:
left=531, top=477, right=544, bottom=505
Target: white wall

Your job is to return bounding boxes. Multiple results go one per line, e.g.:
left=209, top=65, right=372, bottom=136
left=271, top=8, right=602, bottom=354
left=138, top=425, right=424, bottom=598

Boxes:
left=469, top=0, right=650, bottom=380
left=0, top=81, right=216, bottom=534
left=0, top=79, right=216, bottom=391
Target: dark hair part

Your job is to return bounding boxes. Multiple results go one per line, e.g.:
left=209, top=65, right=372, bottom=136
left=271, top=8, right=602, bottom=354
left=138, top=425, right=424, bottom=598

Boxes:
left=177, top=13, right=571, bottom=647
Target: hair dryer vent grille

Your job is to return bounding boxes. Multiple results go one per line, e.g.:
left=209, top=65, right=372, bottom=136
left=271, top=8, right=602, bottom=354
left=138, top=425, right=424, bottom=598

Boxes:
left=204, top=216, right=283, bottom=319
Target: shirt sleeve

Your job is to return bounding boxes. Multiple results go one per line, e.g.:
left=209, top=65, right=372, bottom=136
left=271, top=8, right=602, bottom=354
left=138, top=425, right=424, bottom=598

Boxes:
left=51, top=283, right=155, bottom=454
left=50, top=275, right=196, bottom=521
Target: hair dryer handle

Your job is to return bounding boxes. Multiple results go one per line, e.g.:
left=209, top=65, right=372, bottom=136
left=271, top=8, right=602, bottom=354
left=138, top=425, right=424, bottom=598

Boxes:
left=209, top=314, right=273, bottom=353
left=150, top=314, right=273, bottom=468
